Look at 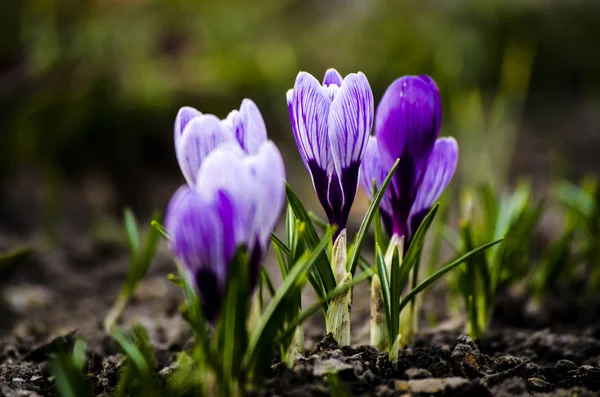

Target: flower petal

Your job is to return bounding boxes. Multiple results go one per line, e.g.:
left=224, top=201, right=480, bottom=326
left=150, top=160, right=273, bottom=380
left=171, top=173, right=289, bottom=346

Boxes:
left=376, top=75, right=441, bottom=171
left=224, top=99, right=268, bottom=154
left=195, top=143, right=255, bottom=248
left=323, top=68, right=343, bottom=87
left=408, top=137, right=458, bottom=237
left=176, top=115, right=236, bottom=187
left=328, top=72, right=373, bottom=188
left=244, top=141, right=286, bottom=249
left=288, top=72, right=333, bottom=179
left=359, top=136, right=393, bottom=216
left=165, top=186, right=236, bottom=321
left=174, top=106, right=202, bottom=149
left=375, top=75, right=442, bottom=235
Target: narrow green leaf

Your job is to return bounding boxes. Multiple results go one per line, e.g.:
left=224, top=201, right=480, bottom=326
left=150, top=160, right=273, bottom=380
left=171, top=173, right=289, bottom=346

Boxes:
left=150, top=220, right=170, bottom=240
left=402, top=204, right=440, bottom=277
left=136, top=211, right=161, bottom=282
left=111, top=327, right=151, bottom=379
left=124, top=209, right=140, bottom=260
left=260, top=268, right=276, bottom=298
left=278, top=268, right=373, bottom=343
left=285, top=184, right=336, bottom=293
left=399, top=239, right=503, bottom=313
left=270, top=233, right=290, bottom=256
left=243, top=226, right=336, bottom=374
left=389, top=245, right=404, bottom=338
left=375, top=245, right=393, bottom=343
left=348, top=159, right=400, bottom=275
left=72, top=339, right=87, bottom=372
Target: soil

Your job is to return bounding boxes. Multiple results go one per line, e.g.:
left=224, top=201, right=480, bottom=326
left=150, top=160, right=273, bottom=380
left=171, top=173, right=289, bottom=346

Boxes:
left=1, top=173, right=600, bottom=397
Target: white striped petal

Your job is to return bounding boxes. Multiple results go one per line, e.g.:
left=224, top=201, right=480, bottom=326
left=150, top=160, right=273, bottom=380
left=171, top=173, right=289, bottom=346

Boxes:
left=176, top=115, right=236, bottom=187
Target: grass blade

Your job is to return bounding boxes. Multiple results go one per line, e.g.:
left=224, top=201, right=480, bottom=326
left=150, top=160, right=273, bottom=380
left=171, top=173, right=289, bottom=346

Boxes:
left=399, top=238, right=503, bottom=313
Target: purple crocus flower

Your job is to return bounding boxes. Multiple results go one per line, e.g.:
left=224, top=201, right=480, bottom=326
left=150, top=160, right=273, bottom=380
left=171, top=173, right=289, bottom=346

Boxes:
left=168, top=101, right=284, bottom=321
left=287, top=68, right=374, bottom=231
left=360, top=75, right=458, bottom=243
left=174, top=99, right=267, bottom=187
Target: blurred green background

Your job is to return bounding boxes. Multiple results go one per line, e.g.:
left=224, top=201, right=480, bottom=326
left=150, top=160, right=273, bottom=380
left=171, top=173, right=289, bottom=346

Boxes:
left=1, top=0, right=599, bottom=230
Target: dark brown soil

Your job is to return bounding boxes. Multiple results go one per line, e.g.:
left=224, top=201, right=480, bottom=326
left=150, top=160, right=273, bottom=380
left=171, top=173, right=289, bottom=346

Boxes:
left=1, top=174, right=600, bottom=396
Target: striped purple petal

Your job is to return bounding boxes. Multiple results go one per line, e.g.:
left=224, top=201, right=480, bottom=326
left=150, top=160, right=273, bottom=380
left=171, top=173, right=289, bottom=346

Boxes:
left=174, top=106, right=202, bottom=149
left=224, top=99, right=267, bottom=154
left=287, top=72, right=333, bottom=175
left=328, top=72, right=373, bottom=222
left=165, top=186, right=236, bottom=321
left=288, top=69, right=373, bottom=230
left=407, top=137, right=459, bottom=238
left=244, top=141, right=286, bottom=250
left=195, top=143, right=255, bottom=249
left=323, top=68, right=343, bottom=87
left=175, top=115, right=236, bottom=187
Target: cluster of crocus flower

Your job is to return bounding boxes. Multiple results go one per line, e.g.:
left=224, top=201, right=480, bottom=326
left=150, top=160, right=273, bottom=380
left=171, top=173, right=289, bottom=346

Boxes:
left=166, top=100, right=285, bottom=321
left=165, top=68, right=458, bottom=347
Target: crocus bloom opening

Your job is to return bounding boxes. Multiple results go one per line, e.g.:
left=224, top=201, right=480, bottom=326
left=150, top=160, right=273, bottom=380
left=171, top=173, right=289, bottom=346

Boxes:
left=168, top=101, right=284, bottom=321
left=360, top=75, right=458, bottom=243
left=287, top=68, right=374, bottom=230
left=174, top=99, right=268, bottom=187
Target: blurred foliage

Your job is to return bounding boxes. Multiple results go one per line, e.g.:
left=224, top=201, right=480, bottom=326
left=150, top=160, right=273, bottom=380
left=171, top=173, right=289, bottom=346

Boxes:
left=1, top=0, right=599, bottom=182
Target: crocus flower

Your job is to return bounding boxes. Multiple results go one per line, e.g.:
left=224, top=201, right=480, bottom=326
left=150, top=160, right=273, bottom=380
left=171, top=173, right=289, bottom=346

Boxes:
left=168, top=98, right=284, bottom=321
left=360, top=75, right=458, bottom=243
left=174, top=99, right=267, bottom=187
left=287, top=68, right=374, bottom=231
left=166, top=141, right=285, bottom=321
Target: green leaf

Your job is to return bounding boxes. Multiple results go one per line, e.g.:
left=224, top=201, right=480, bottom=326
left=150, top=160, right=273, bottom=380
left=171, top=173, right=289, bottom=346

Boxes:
left=402, top=204, right=440, bottom=278
left=260, top=268, right=276, bottom=298
left=375, top=245, right=393, bottom=343
left=112, top=325, right=160, bottom=397
left=135, top=211, right=161, bottom=282
left=216, top=249, right=250, bottom=392
left=48, top=341, right=93, bottom=397
left=270, top=233, right=290, bottom=256
left=389, top=244, right=405, bottom=339
left=285, top=184, right=336, bottom=295
left=72, top=339, right=87, bottom=372
left=151, top=220, right=170, bottom=240
left=278, top=267, right=374, bottom=344
left=348, top=159, right=399, bottom=275
left=243, top=226, right=336, bottom=379
left=124, top=208, right=140, bottom=261
left=399, top=238, right=503, bottom=314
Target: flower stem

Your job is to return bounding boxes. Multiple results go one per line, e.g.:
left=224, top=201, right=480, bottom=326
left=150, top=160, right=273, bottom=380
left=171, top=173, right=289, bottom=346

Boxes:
left=370, top=235, right=403, bottom=352
left=325, top=230, right=351, bottom=346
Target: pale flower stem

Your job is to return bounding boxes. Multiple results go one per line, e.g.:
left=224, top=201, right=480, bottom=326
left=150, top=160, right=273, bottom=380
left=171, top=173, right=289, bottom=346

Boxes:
left=370, top=234, right=404, bottom=353
left=370, top=274, right=387, bottom=350
left=325, top=229, right=352, bottom=346
left=294, top=324, right=305, bottom=354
